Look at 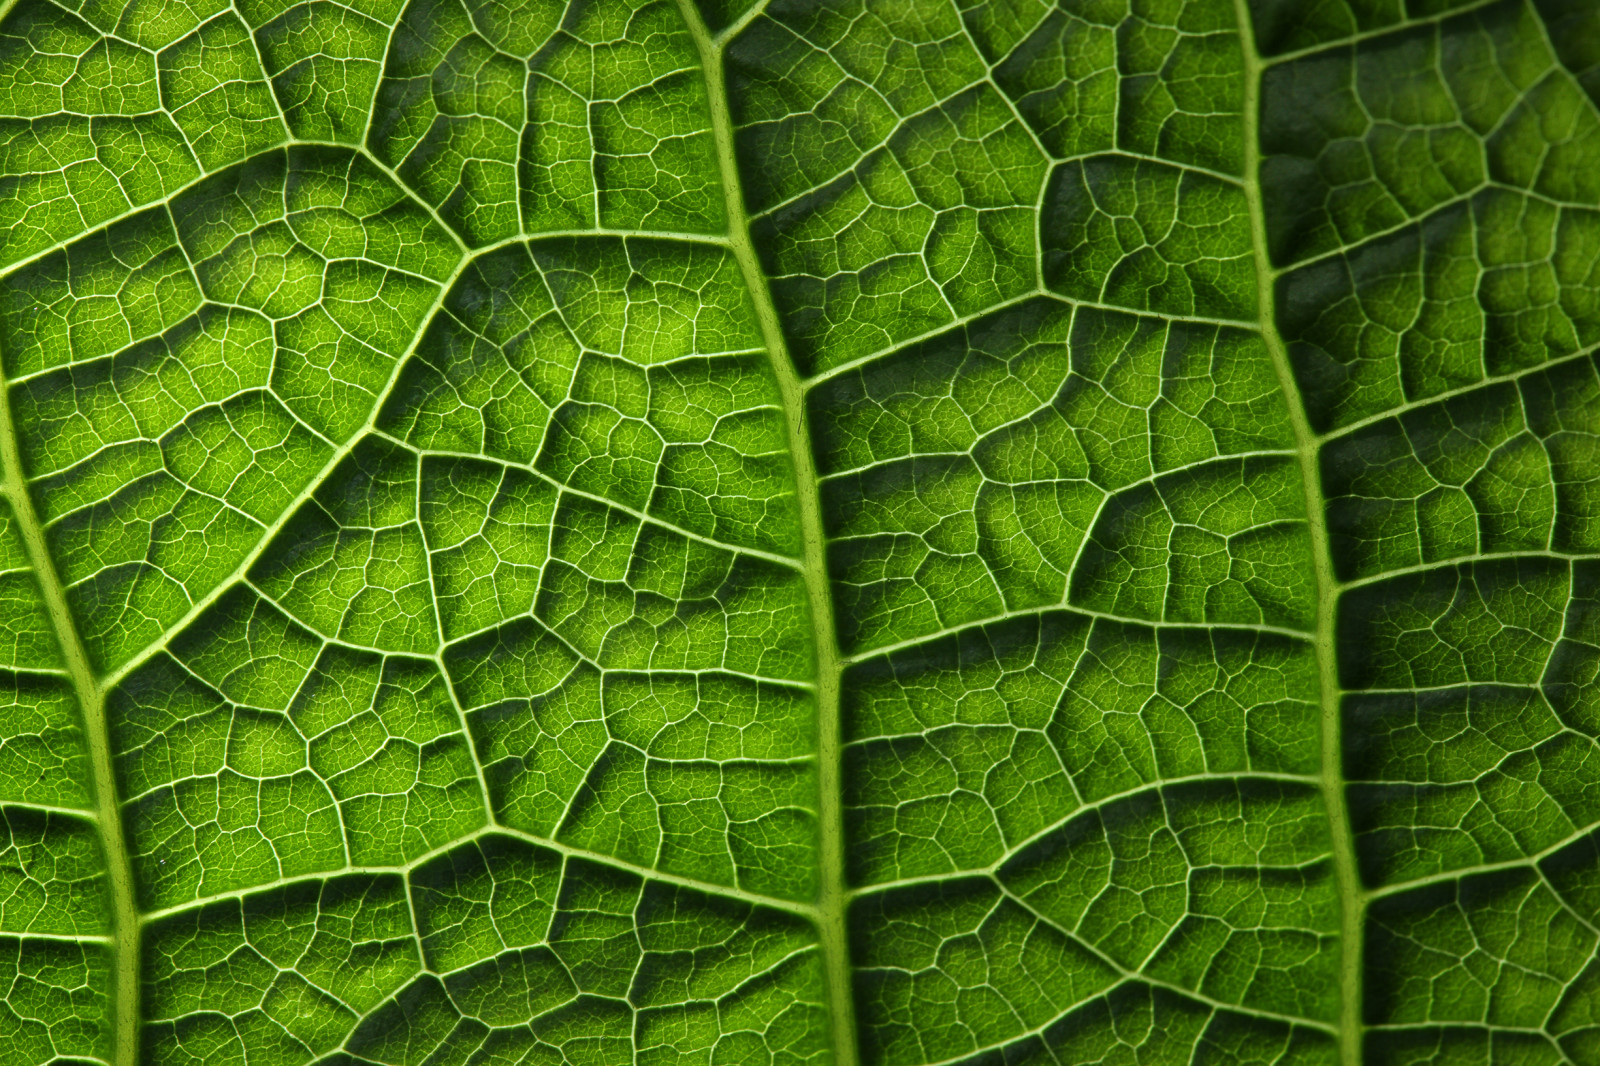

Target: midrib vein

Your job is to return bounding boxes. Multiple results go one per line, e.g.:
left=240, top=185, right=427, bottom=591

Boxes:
left=0, top=354, right=139, bottom=1066
left=675, top=6, right=860, bottom=1066
left=1234, top=4, right=1363, bottom=1064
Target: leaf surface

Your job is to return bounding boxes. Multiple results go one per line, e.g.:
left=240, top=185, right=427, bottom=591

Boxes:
left=0, top=0, right=1597, bottom=1063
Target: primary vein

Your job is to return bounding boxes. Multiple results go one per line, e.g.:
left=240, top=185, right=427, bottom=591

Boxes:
left=0, top=350, right=140, bottom=1066
left=1235, top=5, right=1364, bottom=1064
left=676, top=5, right=861, bottom=1064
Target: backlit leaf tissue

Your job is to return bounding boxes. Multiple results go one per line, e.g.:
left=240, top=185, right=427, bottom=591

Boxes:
left=0, top=0, right=1596, bottom=1063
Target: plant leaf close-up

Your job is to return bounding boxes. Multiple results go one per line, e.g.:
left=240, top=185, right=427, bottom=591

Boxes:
left=0, top=0, right=1598, bottom=1063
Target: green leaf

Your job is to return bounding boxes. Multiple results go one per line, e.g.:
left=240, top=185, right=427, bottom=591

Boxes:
left=0, top=0, right=1596, bottom=1063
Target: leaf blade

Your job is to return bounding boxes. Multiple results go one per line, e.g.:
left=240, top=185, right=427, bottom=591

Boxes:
left=0, top=0, right=1598, bottom=1063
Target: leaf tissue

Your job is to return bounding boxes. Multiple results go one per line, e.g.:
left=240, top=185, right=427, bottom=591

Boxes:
left=0, top=0, right=1596, bottom=1063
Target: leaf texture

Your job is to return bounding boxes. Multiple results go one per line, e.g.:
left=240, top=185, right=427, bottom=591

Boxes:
left=0, top=0, right=1596, bottom=1064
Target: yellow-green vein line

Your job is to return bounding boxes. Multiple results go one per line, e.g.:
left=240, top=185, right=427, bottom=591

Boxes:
left=675, top=6, right=860, bottom=1065
left=1234, top=4, right=1363, bottom=1064
left=0, top=349, right=139, bottom=1066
